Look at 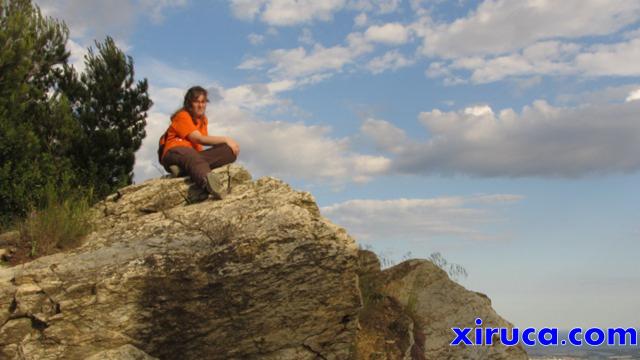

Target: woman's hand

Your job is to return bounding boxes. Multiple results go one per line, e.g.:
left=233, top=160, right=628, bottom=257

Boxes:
left=226, top=137, right=240, bottom=156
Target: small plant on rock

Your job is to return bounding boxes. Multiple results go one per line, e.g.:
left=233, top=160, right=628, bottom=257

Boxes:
left=19, top=188, right=94, bottom=258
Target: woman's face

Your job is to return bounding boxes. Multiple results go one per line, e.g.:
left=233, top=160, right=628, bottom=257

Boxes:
left=191, top=94, right=207, bottom=118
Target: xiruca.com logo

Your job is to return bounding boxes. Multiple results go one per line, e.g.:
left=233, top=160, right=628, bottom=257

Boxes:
left=451, top=319, right=639, bottom=347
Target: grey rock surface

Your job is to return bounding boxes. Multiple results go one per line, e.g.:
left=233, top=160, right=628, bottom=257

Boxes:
left=377, top=256, right=528, bottom=359
left=0, top=165, right=527, bottom=360
left=0, top=165, right=361, bottom=359
left=85, top=344, right=158, bottom=360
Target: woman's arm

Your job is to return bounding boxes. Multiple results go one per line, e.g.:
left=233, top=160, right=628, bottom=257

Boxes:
left=188, top=131, right=240, bottom=156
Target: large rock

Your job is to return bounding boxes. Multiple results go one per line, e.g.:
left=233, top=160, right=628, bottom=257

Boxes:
left=85, top=344, right=158, bottom=360
left=0, top=165, right=527, bottom=359
left=0, top=165, right=361, bottom=359
left=356, top=250, right=528, bottom=359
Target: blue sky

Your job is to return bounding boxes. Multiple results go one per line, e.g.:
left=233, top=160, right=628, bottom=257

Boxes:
left=38, top=0, right=640, bottom=330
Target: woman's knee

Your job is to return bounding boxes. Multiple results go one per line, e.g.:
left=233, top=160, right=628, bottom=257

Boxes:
left=222, top=143, right=237, bottom=164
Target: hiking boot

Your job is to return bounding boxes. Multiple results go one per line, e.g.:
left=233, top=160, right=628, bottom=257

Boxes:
left=205, top=171, right=225, bottom=199
left=168, top=165, right=181, bottom=178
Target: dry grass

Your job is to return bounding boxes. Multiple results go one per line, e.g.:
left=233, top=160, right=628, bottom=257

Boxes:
left=18, top=191, right=94, bottom=258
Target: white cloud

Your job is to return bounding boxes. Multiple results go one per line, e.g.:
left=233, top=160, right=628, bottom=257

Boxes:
left=425, top=61, right=460, bottom=84
left=228, top=0, right=267, bottom=20
left=348, top=0, right=402, bottom=14
left=556, top=84, right=640, bottom=106
left=66, top=39, right=88, bottom=73
left=205, top=103, right=390, bottom=183
left=237, top=21, right=416, bottom=85
left=626, top=88, right=640, bottom=102
left=428, top=36, right=640, bottom=83
left=411, top=1, right=640, bottom=83
left=229, top=0, right=402, bottom=26
left=362, top=99, right=640, bottom=178
left=441, top=41, right=580, bottom=83
left=248, top=33, right=265, bottom=45
left=148, top=85, right=186, bottom=114
left=321, top=194, right=523, bottom=242
left=229, top=0, right=346, bottom=26
left=211, top=80, right=296, bottom=110
left=513, top=76, right=542, bottom=91
left=134, top=111, right=173, bottom=181
left=135, top=98, right=391, bottom=185
left=366, top=50, right=415, bottom=74
left=134, top=61, right=389, bottom=184
left=255, top=32, right=374, bottom=82
left=364, top=23, right=410, bottom=45
left=376, top=0, right=401, bottom=14
left=298, top=28, right=314, bottom=45
left=36, top=0, right=187, bottom=39
left=37, top=0, right=135, bottom=39
left=137, top=58, right=206, bottom=88
left=138, top=0, right=188, bottom=23
left=361, top=118, right=409, bottom=153
left=237, top=57, right=267, bottom=70
left=417, top=0, right=640, bottom=59
left=354, top=13, right=368, bottom=27
left=408, top=0, right=640, bottom=83
left=575, top=38, right=640, bottom=77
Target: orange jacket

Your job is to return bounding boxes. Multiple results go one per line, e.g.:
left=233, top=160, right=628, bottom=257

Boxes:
left=159, top=110, right=208, bottom=160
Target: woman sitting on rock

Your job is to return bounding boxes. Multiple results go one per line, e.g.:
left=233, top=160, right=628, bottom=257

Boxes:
left=158, top=86, right=240, bottom=198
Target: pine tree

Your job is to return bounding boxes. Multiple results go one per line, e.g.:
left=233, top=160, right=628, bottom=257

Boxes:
left=62, top=37, right=152, bottom=198
left=1, top=0, right=152, bottom=225
left=0, top=0, right=77, bottom=225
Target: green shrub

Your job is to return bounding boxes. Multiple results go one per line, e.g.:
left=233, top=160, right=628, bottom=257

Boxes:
left=19, top=188, right=94, bottom=257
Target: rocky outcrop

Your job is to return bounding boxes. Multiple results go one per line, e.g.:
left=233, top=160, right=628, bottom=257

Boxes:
left=0, top=165, right=361, bottom=359
left=0, top=165, right=527, bottom=359
left=356, top=250, right=528, bottom=359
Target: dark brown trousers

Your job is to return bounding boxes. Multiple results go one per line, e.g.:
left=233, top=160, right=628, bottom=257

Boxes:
left=161, top=144, right=237, bottom=189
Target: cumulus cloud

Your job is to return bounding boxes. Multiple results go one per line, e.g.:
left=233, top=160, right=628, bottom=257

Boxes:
left=135, top=101, right=391, bottom=184
left=410, top=1, right=640, bottom=83
left=348, top=0, right=402, bottom=14
left=228, top=0, right=266, bottom=20
left=417, top=0, right=640, bottom=58
left=197, top=102, right=391, bottom=183
left=354, top=13, right=368, bottom=27
left=210, top=80, right=297, bottom=110
left=134, top=61, right=389, bottom=184
left=66, top=39, right=89, bottom=73
left=229, top=0, right=346, bottom=26
left=246, top=32, right=374, bottom=83
left=237, top=57, right=267, bottom=70
left=626, top=88, right=640, bottom=102
left=37, top=0, right=135, bottom=39
left=298, top=28, right=314, bottom=45
left=228, top=0, right=404, bottom=26
left=366, top=50, right=415, bottom=74
left=575, top=38, right=640, bottom=77
left=248, top=33, right=265, bottom=45
left=364, top=23, right=410, bottom=45
left=361, top=118, right=409, bottom=153
left=136, top=58, right=207, bottom=88
left=441, top=41, right=580, bottom=83
left=556, top=84, right=640, bottom=106
left=133, top=111, right=174, bottom=181
left=428, top=36, right=640, bottom=83
left=361, top=99, right=640, bottom=178
left=139, top=0, right=188, bottom=23
left=321, top=194, right=523, bottom=242
left=36, top=0, right=187, bottom=39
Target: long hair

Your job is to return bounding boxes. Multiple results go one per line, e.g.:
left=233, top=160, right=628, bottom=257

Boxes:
left=172, top=86, right=209, bottom=121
